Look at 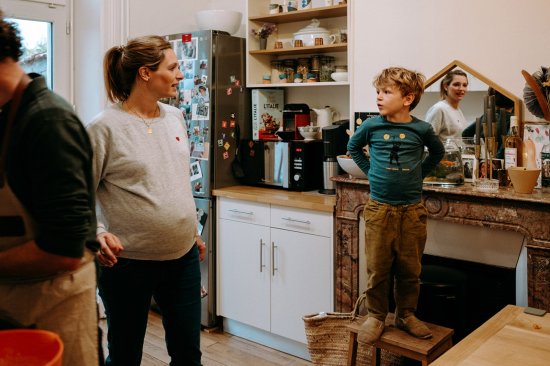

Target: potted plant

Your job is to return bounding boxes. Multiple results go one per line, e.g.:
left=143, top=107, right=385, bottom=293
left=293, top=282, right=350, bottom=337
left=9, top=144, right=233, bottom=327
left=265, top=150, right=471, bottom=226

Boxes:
left=251, top=22, right=277, bottom=50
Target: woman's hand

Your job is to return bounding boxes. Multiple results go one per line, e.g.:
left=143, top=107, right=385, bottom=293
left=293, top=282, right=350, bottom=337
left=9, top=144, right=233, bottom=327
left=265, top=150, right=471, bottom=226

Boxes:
left=196, top=236, right=206, bottom=262
left=97, top=232, right=124, bottom=267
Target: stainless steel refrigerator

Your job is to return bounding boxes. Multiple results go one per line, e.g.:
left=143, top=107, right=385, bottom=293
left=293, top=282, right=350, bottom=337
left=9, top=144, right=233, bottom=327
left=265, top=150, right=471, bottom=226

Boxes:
left=164, top=30, right=250, bottom=327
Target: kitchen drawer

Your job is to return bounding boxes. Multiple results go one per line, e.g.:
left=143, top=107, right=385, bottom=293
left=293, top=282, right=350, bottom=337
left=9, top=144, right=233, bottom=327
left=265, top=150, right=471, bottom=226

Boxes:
left=218, top=197, right=270, bottom=226
left=270, top=205, right=332, bottom=237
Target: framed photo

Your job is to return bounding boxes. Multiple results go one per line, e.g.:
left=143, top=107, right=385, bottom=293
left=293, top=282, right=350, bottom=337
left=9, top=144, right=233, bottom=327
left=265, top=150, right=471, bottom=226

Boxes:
left=477, top=158, right=503, bottom=179
left=462, top=154, right=475, bottom=182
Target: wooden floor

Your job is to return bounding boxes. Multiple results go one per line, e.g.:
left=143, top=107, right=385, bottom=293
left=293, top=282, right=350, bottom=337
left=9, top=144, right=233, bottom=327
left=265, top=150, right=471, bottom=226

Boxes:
left=100, top=311, right=312, bottom=366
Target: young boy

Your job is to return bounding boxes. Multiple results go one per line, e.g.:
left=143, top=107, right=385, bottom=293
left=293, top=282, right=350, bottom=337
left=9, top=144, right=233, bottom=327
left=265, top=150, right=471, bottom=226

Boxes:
left=347, top=67, right=445, bottom=344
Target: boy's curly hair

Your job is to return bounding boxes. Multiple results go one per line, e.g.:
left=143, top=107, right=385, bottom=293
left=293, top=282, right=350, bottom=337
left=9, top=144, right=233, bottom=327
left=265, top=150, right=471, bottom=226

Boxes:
left=0, top=10, right=23, bottom=62
left=373, top=67, right=426, bottom=110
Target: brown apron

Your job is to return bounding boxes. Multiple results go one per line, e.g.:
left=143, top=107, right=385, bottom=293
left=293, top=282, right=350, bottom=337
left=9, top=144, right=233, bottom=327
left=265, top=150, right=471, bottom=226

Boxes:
left=0, top=75, right=99, bottom=366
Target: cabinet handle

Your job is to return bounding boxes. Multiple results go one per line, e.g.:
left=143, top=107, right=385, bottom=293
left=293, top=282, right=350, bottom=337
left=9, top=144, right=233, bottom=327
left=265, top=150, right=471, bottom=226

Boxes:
left=281, top=216, right=311, bottom=225
left=272, top=242, right=278, bottom=277
left=228, top=209, right=254, bottom=215
left=259, top=239, right=265, bottom=273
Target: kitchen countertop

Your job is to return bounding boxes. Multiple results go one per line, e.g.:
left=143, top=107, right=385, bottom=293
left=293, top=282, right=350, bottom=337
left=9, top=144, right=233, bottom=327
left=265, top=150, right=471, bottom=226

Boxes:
left=212, top=185, right=336, bottom=213
left=333, top=174, right=550, bottom=204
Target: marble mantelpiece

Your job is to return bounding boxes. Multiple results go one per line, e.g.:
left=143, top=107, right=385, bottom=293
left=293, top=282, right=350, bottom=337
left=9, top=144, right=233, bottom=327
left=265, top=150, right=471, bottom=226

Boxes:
left=333, top=175, right=550, bottom=313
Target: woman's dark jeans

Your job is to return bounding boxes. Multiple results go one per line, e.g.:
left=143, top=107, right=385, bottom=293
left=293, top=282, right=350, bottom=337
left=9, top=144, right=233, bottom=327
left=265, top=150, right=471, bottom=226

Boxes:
left=99, top=245, right=202, bottom=366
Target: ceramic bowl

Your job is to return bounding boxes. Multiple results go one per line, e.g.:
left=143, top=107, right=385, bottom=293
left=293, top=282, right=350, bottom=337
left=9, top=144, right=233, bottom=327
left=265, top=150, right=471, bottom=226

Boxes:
left=507, top=167, right=540, bottom=194
left=298, top=126, right=321, bottom=140
left=195, top=10, right=242, bottom=35
left=331, top=71, right=348, bottom=82
left=337, top=155, right=367, bottom=179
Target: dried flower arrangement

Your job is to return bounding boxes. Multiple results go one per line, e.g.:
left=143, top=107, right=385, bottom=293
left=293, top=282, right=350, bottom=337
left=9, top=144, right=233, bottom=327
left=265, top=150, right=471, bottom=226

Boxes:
left=251, top=23, right=277, bottom=38
left=522, top=66, right=550, bottom=121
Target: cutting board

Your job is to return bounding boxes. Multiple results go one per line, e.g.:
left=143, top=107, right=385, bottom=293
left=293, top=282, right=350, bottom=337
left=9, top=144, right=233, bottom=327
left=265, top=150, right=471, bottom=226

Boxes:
left=458, top=313, right=550, bottom=366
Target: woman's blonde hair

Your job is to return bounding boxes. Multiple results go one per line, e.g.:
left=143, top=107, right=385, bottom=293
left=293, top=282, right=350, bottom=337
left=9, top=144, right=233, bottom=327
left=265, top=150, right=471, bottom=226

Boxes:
left=439, top=69, right=468, bottom=99
left=103, top=35, right=172, bottom=103
left=373, top=67, right=426, bottom=110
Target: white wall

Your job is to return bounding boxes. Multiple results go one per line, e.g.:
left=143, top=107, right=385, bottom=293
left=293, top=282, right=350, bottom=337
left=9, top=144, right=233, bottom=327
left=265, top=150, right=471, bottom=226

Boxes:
left=352, top=0, right=550, bottom=120
left=128, top=0, right=246, bottom=37
left=74, top=0, right=103, bottom=124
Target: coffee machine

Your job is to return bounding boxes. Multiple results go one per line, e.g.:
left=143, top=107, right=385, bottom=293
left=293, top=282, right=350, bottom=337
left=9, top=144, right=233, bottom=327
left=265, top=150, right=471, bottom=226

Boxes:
left=320, top=120, right=350, bottom=194
left=283, top=103, right=310, bottom=140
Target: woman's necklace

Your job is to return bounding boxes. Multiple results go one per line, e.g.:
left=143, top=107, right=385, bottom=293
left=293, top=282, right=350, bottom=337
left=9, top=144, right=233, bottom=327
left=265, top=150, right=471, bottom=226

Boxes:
left=126, top=103, right=159, bottom=134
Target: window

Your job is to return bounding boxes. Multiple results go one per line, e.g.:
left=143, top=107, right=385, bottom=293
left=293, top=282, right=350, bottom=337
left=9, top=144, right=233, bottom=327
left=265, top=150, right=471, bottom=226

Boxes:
left=2, top=0, right=72, bottom=102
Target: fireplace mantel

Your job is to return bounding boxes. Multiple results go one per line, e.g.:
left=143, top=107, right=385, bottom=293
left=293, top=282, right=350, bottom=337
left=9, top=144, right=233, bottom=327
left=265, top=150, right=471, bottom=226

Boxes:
left=333, top=175, right=550, bottom=312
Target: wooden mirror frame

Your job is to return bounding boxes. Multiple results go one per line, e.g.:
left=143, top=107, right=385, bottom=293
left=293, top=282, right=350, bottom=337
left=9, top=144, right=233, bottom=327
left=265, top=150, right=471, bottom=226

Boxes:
left=425, top=60, right=522, bottom=124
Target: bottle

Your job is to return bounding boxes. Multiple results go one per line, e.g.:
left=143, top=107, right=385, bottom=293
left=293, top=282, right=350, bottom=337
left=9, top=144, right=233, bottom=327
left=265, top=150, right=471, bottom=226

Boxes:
left=542, top=142, right=550, bottom=187
left=504, top=116, right=523, bottom=169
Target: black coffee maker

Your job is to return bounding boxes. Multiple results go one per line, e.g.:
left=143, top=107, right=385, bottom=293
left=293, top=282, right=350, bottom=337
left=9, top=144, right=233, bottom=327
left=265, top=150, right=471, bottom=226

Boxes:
left=320, top=120, right=349, bottom=194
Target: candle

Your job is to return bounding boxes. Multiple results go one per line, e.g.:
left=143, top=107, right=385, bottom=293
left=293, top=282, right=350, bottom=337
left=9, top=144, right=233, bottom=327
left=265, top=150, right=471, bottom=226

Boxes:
left=485, top=108, right=492, bottom=138
left=475, top=117, right=481, bottom=145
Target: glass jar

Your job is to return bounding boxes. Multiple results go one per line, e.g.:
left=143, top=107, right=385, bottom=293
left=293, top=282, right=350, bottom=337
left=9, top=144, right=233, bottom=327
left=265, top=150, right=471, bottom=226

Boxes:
left=296, top=58, right=310, bottom=77
left=270, top=60, right=284, bottom=84
left=319, top=55, right=335, bottom=82
left=282, top=59, right=296, bottom=83
left=423, top=138, right=465, bottom=186
left=310, top=55, right=321, bottom=72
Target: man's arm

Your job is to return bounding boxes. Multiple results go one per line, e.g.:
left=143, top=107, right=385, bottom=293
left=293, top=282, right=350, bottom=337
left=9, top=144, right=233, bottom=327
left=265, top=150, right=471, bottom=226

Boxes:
left=0, top=240, right=81, bottom=277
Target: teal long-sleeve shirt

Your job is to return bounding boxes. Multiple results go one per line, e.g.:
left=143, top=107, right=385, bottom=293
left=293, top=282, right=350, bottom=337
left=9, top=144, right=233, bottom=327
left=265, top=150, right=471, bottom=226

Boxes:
left=347, top=116, right=444, bottom=205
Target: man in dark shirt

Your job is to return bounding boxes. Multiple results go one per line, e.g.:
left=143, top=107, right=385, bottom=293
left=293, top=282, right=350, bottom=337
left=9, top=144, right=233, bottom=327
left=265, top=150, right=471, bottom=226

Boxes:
left=0, top=10, right=100, bottom=366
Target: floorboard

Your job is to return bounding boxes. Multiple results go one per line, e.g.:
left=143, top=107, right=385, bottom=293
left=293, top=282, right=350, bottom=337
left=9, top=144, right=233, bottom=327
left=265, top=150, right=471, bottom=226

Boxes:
left=99, top=311, right=312, bottom=365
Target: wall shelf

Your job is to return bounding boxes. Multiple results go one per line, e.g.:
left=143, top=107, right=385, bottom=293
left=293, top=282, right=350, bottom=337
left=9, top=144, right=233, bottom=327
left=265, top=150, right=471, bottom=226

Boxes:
left=249, top=43, right=347, bottom=56
left=249, top=4, right=347, bottom=23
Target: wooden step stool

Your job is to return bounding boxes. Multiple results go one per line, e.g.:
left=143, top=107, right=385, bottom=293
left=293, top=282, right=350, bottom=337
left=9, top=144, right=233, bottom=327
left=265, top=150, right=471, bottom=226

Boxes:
left=347, top=314, right=454, bottom=366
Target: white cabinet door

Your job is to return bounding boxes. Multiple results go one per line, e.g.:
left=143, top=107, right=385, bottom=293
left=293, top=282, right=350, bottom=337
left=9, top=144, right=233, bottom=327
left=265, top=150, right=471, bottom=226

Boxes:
left=218, top=219, right=271, bottom=331
left=270, top=227, right=333, bottom=343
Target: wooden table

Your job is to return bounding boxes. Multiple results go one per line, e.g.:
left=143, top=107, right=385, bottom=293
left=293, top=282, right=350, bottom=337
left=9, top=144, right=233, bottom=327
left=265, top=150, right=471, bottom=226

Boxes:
left=431, top=305, right=550, bottom=365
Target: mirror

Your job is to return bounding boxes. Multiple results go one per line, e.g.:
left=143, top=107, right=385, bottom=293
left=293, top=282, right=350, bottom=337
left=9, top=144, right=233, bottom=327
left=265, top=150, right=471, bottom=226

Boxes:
left=414, top=60, right=522, bottom=127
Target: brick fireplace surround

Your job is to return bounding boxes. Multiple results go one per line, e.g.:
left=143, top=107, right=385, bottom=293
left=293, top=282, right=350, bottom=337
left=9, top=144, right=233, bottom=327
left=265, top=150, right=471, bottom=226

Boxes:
left=333, top=175, right=550, bottom=313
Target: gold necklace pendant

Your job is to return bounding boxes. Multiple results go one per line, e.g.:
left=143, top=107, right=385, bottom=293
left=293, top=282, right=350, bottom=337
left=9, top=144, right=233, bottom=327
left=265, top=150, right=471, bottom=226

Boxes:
left=126, top=103, right=158, bottom=135
left=147, top=127, right=153, bottom=134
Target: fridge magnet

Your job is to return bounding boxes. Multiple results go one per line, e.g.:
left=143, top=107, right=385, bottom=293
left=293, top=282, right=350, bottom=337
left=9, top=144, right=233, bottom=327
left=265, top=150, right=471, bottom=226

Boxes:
left=223, top=151, right=229, bottom=160
left=193, top=85, right=209, bottom=103
left=181, top=33, right=192, bottom=43
left=221, top=120, right=228, bottom=128
left=201, top=75, right=208, bottom=84
left=199, top=60, right=207, bottom=69
left=226, top=87, right=233, bottom=96
left=218, top=139, right=223, bottom=147
left=190, top=161, right=203, bottom=181
left=181, top=37, right=198, bottom=60
left=230, top=75, right=236, bottom=83
left=196, top=208, right=208, bottom=236
left=193, top=181, right=203, bottom=194
left=229, top=119, right=236, bottom=128
left=224, top=141, right=231, bottom=151
left=192, top=102, right=209, bottom=120
left=234, top=79, right=241, bottom=87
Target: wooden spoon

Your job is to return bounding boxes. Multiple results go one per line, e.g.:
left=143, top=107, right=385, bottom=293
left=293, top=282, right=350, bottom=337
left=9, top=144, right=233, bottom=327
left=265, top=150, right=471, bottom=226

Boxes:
left=521, top=69, right=550, bottom=121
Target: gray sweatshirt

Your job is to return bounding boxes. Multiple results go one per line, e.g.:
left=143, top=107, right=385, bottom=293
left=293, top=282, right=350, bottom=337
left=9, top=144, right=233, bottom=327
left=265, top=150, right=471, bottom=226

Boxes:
left=87, top=102, right=197, bottom=260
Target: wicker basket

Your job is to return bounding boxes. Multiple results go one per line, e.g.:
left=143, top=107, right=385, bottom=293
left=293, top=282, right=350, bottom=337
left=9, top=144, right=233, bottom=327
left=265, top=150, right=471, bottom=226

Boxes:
left=303, top=294, right=404, bottom=366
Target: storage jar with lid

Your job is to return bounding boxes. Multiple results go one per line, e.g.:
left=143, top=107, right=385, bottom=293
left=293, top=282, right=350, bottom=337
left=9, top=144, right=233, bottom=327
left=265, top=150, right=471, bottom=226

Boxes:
left=270, top=60, right=284, bottom=84
left=282, top=59, right=296, bottom=83
left=319, top=56, right=335, bottom=82
left=296, top=58, right=310, bottom=77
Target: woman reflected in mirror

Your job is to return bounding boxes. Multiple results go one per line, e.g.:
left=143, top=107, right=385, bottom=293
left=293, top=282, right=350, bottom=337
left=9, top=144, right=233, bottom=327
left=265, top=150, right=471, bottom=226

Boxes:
left=425, top=69, right=469, bottom=141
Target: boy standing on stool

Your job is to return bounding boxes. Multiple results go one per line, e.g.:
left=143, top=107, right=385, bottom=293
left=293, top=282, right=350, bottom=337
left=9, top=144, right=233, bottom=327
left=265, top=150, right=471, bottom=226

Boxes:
left=347, top=67, right=445, bottom=344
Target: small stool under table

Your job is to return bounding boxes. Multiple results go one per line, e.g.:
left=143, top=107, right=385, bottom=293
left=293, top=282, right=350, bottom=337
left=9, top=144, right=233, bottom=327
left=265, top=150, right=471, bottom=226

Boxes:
left=347, top=314, right=454, bottom=366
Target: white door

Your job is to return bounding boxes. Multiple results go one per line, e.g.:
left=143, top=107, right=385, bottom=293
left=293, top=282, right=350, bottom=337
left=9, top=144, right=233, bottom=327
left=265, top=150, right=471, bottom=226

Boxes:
left=217, top=219, right=271, bottom=331
left=1, top=0, right=72, bottom=103
left=270, top=228, right=333, bottom=343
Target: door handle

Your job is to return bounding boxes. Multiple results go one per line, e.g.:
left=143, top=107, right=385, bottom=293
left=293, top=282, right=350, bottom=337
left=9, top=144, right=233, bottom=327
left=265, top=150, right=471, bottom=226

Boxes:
left=228, top=209, right=254, bottom=215
left=281, top=216, right=311, bottom=225
left=271, top=241, right=278, bottom=277
left=259, top=239, right=266, bottom=272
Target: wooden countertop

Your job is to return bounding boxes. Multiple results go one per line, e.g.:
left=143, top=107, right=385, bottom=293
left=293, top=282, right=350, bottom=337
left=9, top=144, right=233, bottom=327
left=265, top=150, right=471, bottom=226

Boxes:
left=432, top=305, right=550, bottom=365
left=212, top=186, right=336, bottom=213
left=333, top=175, right=550, bottom=205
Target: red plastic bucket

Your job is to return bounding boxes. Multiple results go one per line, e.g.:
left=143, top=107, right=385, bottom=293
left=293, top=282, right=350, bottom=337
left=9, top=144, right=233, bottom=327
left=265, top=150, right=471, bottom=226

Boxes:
left=0, top=329, right=63, bottom=366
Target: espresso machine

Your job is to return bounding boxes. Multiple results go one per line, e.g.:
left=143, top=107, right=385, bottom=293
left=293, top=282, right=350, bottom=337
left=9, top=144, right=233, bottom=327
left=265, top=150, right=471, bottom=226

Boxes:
left=282, top=103, right=310, bottom=140
left=320, top=120, right=349, bottom=194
